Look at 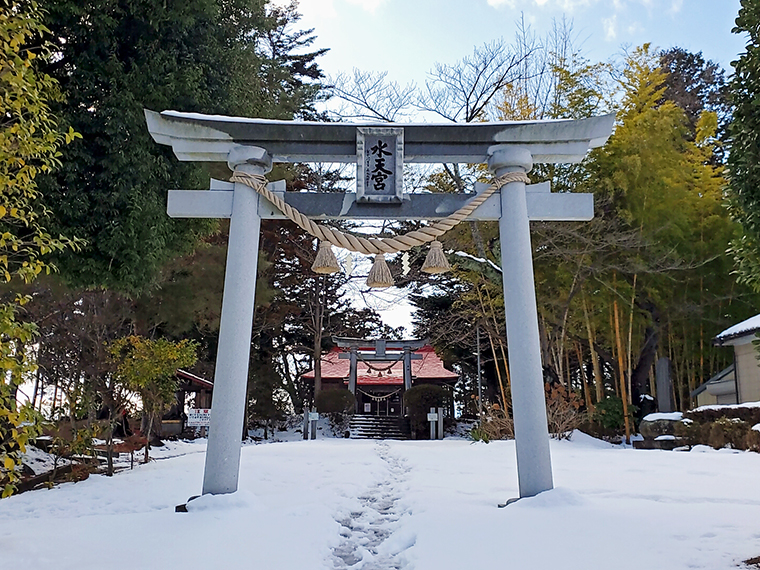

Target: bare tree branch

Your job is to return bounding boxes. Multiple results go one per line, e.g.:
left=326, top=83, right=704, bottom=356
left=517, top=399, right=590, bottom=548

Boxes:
left=325, top=69, right=417, bottom=122
left=417, top=39, right=532, bottom=123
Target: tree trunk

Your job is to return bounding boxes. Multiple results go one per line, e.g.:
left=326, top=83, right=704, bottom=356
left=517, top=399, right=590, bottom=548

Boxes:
left=486, top=330, right=509, bottom=412
left=313, top=339, right=322, bottom=397
left=469, top=221, right=487, bottom=259
left=105, top=421, right=115, bottom=477
left=576, top=342, right=594, bottom=413
left=312, top=275, right=324, bottom=399
left=144, top=413, right=154, bottom=463
left=626, top=274, right=637, bottom=410
left=613, top=298, right=631, bottom=444
left=582, top=296, right=605, bottom=403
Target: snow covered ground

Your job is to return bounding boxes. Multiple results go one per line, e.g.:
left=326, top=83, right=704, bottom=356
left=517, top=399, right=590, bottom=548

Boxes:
left=2, top=432, right=760, bottom=570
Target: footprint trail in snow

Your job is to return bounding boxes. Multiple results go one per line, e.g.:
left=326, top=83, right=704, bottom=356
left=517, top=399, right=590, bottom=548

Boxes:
left=331, top=441, right=416, bottom=569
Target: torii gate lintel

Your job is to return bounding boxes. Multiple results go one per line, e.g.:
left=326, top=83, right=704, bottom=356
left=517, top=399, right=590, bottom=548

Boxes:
left=334, top=337, right=426, bottom=400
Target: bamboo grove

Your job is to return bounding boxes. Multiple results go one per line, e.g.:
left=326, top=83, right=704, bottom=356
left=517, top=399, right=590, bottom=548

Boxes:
left=408, top=43, right=760, bottom=423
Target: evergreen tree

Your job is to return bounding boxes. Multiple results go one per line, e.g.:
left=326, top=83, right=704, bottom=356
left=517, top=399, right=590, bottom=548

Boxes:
left=587, top=45, right=743, bottom=408
left=660, top=47, right=730, bottom=142
left=255, top=218, right=394, bottom=412
left=38, top=0, right=325, bottom=294
left=727, top=0, right=760, bottom=293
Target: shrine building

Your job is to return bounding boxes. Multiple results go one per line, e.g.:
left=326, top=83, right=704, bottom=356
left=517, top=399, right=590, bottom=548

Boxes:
left=302, top=338, right=458, bottom=417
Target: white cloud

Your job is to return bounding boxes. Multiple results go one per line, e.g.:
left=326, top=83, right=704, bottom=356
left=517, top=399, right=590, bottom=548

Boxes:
left=554, top=0, right=594, bottom=9
left=298, top=0, right=387, bottom=17
left=296, top=0, right=337, bottom=19
left=603, top=14, right=617, bottom=41
left=485, top=0, right=663, bottom=14
left=670, top=0, right=684, bottom=14
left=486, top=0, right=625, bottom=11
left=345, top=0, right=388, bottom=13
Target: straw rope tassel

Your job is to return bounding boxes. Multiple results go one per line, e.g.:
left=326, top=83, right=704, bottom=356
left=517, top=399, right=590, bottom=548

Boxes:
left=311, top=241, right=340, bottom=274
left=366, top=254, right=394, bottom=288
left=421, top=240, right=451, bottom=274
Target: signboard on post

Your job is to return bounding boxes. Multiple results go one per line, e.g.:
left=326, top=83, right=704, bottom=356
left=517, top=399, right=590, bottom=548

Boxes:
left=429, top=407, right=438, bottom=440
left=187, top=408, right=211, bottom=427
left=356, top=127, right=404, bottom=203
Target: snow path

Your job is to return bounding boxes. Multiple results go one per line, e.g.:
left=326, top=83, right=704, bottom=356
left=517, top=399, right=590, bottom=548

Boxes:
left=331, top=441, right=415, bottom=569
left=2, top=435, right=760, bottom=569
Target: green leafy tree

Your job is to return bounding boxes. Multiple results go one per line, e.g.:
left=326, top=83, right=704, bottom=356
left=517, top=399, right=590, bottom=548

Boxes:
left=0, top=0, right=79, bottom=497
left=727, top=0, right=760, bottom=292
left=109, top=336, right=197, bottom=461
left=0, top=0, right=81, bottom=286
left=591, top=45, right=753, bottom=408
left=0, top=304, right=41, bottom=497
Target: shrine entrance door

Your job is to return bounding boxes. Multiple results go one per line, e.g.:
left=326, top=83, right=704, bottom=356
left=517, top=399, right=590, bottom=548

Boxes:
left=357, top=388, right=403, bottom=417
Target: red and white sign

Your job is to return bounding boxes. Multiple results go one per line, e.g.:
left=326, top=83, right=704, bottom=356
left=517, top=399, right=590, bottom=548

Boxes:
left=187, top=408, right=211, bottom=427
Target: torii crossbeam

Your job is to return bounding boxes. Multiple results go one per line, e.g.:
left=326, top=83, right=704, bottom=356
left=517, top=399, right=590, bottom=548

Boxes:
left=145, top=110, right=615, bottom=501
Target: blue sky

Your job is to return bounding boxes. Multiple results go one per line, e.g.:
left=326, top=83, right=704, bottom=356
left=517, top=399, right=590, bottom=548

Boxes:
left=294, top=0, right=744, bottom=85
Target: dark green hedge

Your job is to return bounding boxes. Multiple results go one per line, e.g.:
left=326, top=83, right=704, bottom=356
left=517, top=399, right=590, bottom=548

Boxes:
left=403, top=384, right=451, bottom=439
left=315, top=389, right=355, bottom=414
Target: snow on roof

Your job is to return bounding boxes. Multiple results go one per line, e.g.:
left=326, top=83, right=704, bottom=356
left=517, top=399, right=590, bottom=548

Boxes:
left=302, top=345, right=458, bottom=386
left=162, top=110, right=575, bottom=128
left=176, top=369, right=213, bottom=389
left=714, top=313, right=760, bottom=343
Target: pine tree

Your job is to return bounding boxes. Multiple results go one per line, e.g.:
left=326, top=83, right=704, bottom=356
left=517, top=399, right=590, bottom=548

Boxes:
left=38, top=0, right=325, bottom=294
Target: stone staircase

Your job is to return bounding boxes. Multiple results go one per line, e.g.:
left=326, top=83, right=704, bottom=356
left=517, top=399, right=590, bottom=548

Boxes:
left=348, top=414, right=411, bottom=440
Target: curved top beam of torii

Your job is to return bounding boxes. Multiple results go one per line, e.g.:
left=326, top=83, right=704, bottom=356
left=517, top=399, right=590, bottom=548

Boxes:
left=145, top=109, right=615, bottom=168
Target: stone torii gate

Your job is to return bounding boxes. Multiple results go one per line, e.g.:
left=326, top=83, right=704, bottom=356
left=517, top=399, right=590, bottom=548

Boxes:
left=333, top=337, right=426, bottom=401
left=145, top=110, right=614, bottom=501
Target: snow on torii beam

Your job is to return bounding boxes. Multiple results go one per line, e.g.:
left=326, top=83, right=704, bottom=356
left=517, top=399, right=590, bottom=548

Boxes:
left=145, top=109, right=615, bottom=503
left=146, top=110, right=612, bottom=166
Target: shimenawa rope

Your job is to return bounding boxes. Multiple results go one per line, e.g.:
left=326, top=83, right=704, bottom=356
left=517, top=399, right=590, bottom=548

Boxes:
left=230, top=170, right=530, bottom=256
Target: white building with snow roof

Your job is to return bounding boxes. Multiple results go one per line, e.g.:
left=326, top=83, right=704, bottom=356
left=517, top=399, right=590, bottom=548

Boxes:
left=694, top=314, right=760, bottom=406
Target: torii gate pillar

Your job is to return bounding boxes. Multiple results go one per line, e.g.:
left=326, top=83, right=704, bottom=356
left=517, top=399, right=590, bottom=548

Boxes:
left=202, top=147, right=271, bottom=496
left=490, top=146, right=553, bottom=498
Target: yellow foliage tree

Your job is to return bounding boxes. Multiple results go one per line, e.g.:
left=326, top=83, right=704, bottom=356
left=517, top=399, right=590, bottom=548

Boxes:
left=0, top=0, right=80, bottom=497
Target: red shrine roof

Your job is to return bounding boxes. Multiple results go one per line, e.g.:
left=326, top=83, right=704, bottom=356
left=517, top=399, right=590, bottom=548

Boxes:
left=302, top=345, right=458, bottom=386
